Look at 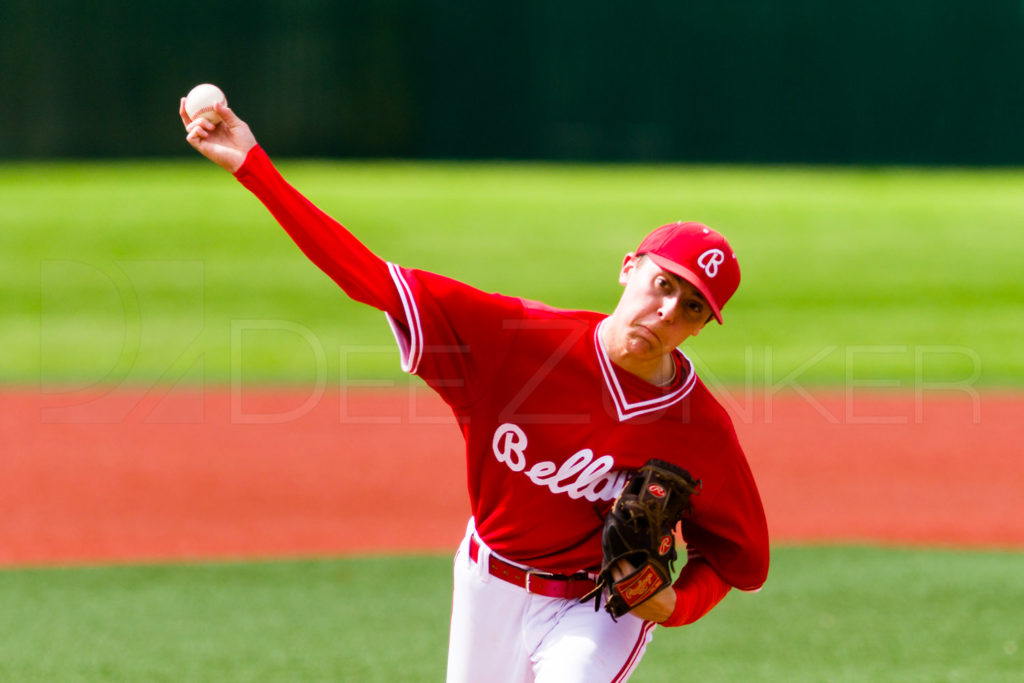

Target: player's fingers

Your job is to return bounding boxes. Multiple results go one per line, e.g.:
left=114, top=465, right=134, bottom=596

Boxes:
left=611, top=559, right=635, bottom=580
left=179, top=97, right=192, bottom=127
left=215, top=101, right=239, bottom=125
left=186, top=118, right=214, bottom=136
left=185, top=120, right=210, bottom=145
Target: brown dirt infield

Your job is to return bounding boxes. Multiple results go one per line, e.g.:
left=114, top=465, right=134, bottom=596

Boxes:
left=1, top=387, right=1020, bottom=567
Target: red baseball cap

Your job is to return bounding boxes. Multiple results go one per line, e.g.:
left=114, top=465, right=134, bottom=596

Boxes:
left=636, top=221, right=740, bottom=323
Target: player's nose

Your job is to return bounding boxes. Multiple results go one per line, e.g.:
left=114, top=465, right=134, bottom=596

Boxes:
left=657, top=296, right=678, bottom=322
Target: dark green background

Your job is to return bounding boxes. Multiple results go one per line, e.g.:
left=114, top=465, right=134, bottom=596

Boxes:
left=3, top=0, right=1023, bottom=162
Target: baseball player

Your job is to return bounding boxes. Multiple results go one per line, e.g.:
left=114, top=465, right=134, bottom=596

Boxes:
left=181, top=99, right=769, bottom=683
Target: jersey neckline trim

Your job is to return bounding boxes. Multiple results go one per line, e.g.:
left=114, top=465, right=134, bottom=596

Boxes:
left=593, top=319, right=697, bottom=422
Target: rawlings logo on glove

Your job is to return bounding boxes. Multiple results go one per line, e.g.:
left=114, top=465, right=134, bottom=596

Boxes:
left=581, top=459, right=701, bottom=619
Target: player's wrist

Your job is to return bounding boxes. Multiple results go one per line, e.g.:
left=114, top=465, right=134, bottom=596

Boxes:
left=660, top=587, right=691, bottom=627
left=642, top=585, right=678, bottom=623
left=232, top=144, right=264, bottom=178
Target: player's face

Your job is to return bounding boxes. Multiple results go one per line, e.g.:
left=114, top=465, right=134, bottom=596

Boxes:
left=609, top=254, right=710, bottom=360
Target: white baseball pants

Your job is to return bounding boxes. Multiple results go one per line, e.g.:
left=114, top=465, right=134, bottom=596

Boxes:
left=446, top=520, right=656, bottom=683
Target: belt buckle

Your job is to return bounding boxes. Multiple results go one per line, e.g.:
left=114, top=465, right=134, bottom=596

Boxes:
left=524, top=569, right=539, bottom=593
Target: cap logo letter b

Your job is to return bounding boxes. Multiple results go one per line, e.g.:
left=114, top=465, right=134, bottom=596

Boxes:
left=697, top=249, right=725, bottom=277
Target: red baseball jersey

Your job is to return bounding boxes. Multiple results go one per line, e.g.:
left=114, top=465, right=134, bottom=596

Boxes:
left=235, top=146, right=769, bottom=619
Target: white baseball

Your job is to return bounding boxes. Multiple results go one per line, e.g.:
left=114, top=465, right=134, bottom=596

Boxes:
left=185, top=83, right=227, bottom=124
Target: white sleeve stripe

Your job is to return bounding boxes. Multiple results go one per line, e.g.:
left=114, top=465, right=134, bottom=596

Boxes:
left=386, top=262, right=424, bottom=374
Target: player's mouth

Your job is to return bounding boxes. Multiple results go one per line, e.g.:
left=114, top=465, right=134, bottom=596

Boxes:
left=633, top=323, right=663, bottom=347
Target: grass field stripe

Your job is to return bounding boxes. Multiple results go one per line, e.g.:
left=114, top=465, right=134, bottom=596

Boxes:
left=8, top=161, right=1023, bottom=385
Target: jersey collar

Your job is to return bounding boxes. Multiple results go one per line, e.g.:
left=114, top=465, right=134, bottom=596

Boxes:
left=593, top=319, right=697, bottom=422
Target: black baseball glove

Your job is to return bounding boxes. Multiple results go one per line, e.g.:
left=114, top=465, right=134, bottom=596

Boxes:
left=581, top=459, right=701, bottom=619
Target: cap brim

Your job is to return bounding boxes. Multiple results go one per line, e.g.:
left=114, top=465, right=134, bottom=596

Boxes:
left=645, top=253, right=724, bottom=323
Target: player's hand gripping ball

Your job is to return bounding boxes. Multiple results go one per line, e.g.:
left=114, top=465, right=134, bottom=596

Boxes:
left=184, top=83, right=228, bottom=124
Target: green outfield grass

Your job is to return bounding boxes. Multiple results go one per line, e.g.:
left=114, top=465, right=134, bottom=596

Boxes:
left=2, top=160, right=1022, bottom=386
left=0, top=547, right=1021, bottom=681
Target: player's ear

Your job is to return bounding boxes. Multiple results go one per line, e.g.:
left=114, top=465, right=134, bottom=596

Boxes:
left=618, top=252, right=639, bottom=286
